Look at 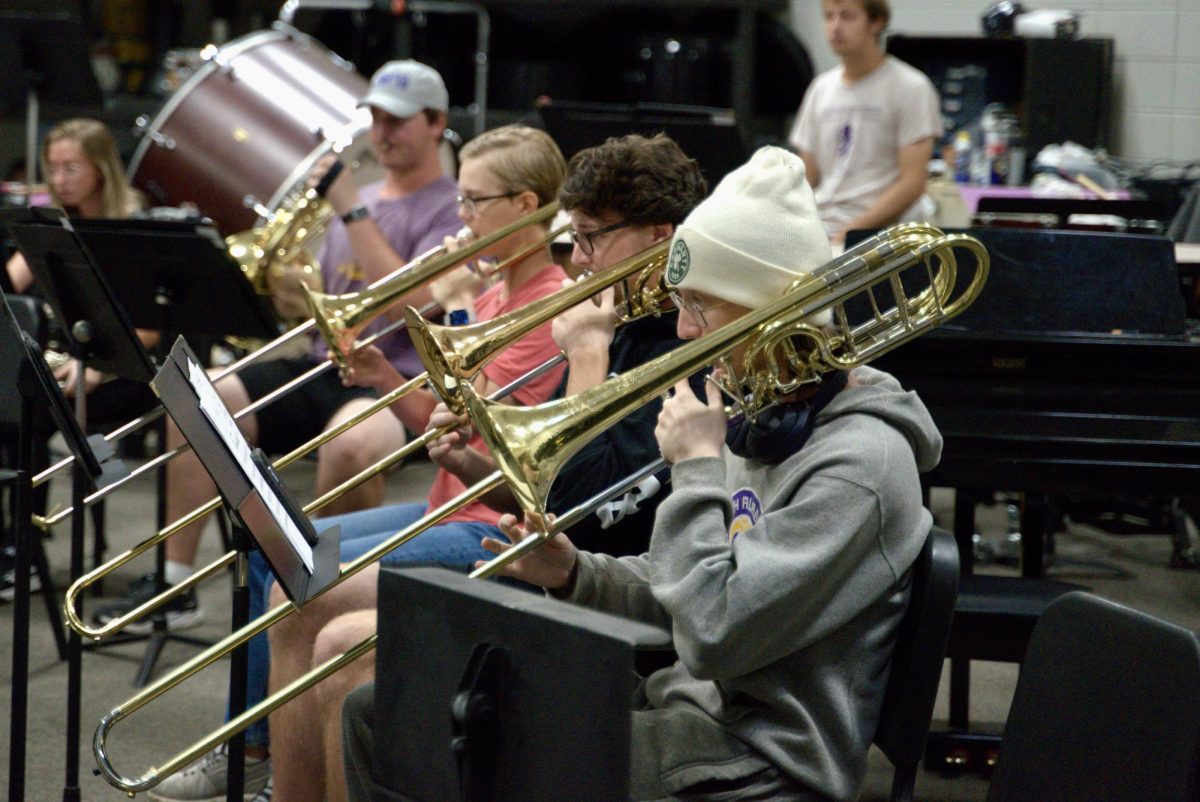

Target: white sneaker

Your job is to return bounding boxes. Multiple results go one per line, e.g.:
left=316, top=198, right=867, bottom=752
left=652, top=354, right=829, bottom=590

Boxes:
left=147, top=744, right=271, bottom=802
left=248, top=777, right=273, bottom=802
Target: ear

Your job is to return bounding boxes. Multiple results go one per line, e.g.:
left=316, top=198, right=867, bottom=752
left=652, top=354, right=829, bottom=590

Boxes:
left=516, top=189, right=540, bottom=216
left=650, top=222, right=674, bottom=244
left=428, top=110, right=448, bottom=140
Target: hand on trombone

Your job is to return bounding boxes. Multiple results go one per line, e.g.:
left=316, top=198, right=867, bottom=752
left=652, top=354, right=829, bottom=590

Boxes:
left=482, top=511, right=579, bottom=593
left=424, top=401, right=476, bottom=474
left=309, top=153, right=358, bottom=218
left=53, top=358, right=104, bottom=397
left=429, top=262, right=484, bottom=319
left=337, top=343, right=399, bottom=391
left=552, top=279, right=618, bottom=358
left=655, top=373, right=728, bottom=465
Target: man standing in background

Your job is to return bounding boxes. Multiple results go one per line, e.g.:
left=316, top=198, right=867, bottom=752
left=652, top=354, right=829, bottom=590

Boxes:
left=789, top=0, right=941, bottom=244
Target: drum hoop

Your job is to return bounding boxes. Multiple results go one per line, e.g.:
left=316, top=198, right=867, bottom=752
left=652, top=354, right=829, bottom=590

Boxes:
left=260, top=116, right=372, bottom=223
left=127, top=24, right=319, bottom=180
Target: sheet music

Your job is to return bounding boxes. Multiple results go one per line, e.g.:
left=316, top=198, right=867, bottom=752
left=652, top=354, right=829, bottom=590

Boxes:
left=187, top=359, right=314, bottom=572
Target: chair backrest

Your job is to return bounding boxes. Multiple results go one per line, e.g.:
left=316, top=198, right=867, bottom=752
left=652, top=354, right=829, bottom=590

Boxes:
left=988, top=591, right=1200, bottom=802
left=874, top=525, right=961, bottom=802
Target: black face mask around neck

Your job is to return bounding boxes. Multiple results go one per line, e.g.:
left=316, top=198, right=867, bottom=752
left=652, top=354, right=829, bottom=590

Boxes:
left=725, top=371, right=849, bottom=464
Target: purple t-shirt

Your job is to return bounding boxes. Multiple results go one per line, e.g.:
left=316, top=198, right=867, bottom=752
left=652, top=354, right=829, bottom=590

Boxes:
left=312, top=175, right=460, bottom=377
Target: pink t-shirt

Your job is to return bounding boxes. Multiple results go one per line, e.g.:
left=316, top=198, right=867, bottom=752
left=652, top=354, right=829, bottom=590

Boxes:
left=425, top=263, right=568, bottom=525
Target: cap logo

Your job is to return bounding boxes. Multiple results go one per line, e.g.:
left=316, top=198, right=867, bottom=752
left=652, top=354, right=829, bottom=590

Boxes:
left=379, top=73, right=411, bottom=90
left=667, top=239, right=690, bottom=285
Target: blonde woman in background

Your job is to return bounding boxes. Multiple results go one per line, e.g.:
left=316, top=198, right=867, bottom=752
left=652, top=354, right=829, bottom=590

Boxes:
left=6, top=118, right=143, bottom=292
left=3, top=118, right=158, bottom=423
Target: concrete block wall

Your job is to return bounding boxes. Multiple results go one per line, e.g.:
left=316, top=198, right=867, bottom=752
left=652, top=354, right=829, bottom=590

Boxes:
left=787, top=0, right=1200, bottom=164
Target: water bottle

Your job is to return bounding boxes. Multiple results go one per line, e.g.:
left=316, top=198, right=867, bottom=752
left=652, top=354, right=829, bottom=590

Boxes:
left=953, top=130, right=973, bottom=183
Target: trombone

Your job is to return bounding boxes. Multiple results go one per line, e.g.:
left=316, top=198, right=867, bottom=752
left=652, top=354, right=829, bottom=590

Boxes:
left=303, top=203, right=561, bottom=372
left=65, top=235, right=672, bottom=640
left=89, top=224, right=988, bottom=795
left=463, top=227, right=989, bottom=521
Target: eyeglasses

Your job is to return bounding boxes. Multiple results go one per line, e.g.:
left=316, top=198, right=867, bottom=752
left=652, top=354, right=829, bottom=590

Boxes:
left=669, top=290, right=731, bottom=328
left=46, top=162, right=87, bottom=178
left=455, top=192, right=518, bottom=217
left=568, top=220, right=634, bottom=256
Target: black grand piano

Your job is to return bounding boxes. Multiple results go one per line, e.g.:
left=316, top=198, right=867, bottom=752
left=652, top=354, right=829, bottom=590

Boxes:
left=865, top=225, right=1200, bottom=771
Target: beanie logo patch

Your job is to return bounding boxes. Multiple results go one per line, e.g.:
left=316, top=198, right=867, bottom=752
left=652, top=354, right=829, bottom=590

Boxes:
left=667, top=240, right=691, bottom=285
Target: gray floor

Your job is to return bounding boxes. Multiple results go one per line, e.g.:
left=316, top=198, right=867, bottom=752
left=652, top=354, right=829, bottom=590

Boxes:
left=3, top=441, right=1199, bottom=801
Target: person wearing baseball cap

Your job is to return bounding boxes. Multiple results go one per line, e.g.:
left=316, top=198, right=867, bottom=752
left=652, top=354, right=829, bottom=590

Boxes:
left=146, top=59, right=462, bottom=802
left=466, top=146, right=943, bottom=801
left=356, top=59, right=449, bottom=118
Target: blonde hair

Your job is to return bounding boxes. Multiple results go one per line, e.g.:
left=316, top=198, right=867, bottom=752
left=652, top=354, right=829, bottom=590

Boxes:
left=458, top=124, right=566, bottom=210
left=42, top=118, right=143, bottom=217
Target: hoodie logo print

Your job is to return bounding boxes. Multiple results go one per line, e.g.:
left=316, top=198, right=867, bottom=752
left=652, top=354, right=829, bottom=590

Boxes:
left=729, top=487, right=761, bottom=543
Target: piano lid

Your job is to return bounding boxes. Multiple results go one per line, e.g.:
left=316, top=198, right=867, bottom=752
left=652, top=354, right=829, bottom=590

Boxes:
left=847, top=227, right=1187, bottom=337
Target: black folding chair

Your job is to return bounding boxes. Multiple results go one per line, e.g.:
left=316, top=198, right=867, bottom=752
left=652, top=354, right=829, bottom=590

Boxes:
left=873, top=525, right=961, bottom=802
left=988, top=591, right=1200, bottom=801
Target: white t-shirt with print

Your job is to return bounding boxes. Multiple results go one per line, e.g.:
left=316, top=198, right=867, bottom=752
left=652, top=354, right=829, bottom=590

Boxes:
left=789, top=56, right=941, bottom=235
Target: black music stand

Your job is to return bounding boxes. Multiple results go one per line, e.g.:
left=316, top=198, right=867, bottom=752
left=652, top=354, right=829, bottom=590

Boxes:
left=1, top=208, right=159, bottom=802
left=72, top=217, right=286, bottom=694
left=374, top=567, right=672, bottom=802
left=1, top=293, right=128, bottom=802
left=0, top=1, right=103, bottom=206
left=153, top=337, right=341, bottom=604
left=0, top=293, right=71, bottom=659
left=70, top=218, right=280, bottom=341
left=153, top=336, right=340, bottom=802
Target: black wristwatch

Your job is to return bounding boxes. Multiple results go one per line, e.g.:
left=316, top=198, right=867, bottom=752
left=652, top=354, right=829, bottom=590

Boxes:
left=340, top=204, right=370, bottom=225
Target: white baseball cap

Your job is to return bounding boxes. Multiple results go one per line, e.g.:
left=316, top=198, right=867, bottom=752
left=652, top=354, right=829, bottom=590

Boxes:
left=357, top=60, right=449, bottom=118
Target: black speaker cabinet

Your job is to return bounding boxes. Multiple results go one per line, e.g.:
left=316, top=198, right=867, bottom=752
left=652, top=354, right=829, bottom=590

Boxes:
left=887, top=34, right=1113, bottom=162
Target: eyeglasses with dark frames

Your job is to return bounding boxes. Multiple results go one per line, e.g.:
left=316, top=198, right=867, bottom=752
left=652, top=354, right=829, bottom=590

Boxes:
left=568, top=220, right=635, bottom=256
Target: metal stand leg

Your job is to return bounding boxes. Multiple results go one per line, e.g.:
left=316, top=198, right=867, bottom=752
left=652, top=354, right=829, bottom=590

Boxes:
left=5, top=392, right=33, bottom=802
left=133, top=416, right=214, bottom=688
left=225, top=525, right=252, bottom=802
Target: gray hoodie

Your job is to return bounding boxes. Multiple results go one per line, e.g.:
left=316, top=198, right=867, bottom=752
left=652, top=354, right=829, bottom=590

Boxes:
left=564, top=366, right=942, bottom=800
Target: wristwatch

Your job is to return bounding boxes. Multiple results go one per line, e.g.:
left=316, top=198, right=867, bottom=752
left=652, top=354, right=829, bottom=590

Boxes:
left=340, top=204, right=370, bottom=225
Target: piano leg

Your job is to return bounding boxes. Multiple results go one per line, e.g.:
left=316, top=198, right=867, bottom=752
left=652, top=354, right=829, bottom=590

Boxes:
left=949, top=490, right=977, bottom=732
left=929, top=490, right=1078, bottom=777
left=1170, top=497, right=1200, bottom=569
left=1019, top=494, right=1051, bottom=578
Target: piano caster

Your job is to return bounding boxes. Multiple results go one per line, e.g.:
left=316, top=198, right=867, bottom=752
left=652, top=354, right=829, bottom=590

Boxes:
left=926, top=727, right=1005, bottom=778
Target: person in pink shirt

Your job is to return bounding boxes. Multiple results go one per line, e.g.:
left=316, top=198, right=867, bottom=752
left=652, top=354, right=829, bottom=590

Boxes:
left=259, top=124, right=568, bottom=802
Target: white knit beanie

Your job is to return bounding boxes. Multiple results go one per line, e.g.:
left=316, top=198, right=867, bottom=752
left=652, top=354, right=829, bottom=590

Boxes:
left=665, top=146, right=831, bottom=313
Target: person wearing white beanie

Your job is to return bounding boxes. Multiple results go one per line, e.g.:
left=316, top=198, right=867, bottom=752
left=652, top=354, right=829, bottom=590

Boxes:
left=478, top=145, right=943, bottom=801
left=665, top=145, right=832, bottom=313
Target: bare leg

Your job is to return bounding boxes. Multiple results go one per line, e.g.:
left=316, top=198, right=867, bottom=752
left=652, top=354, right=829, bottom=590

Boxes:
left=164, top=372, right=256, bottom=567
left=313, top=610, right=378, bottom=802
left=314, top=398, right=406, bottom=517
left=267, top=564, right=380, bottom=802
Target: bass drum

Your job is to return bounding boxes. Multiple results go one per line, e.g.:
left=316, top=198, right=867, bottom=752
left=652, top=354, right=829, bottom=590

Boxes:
left=128, top=23, right=377, bottom=236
